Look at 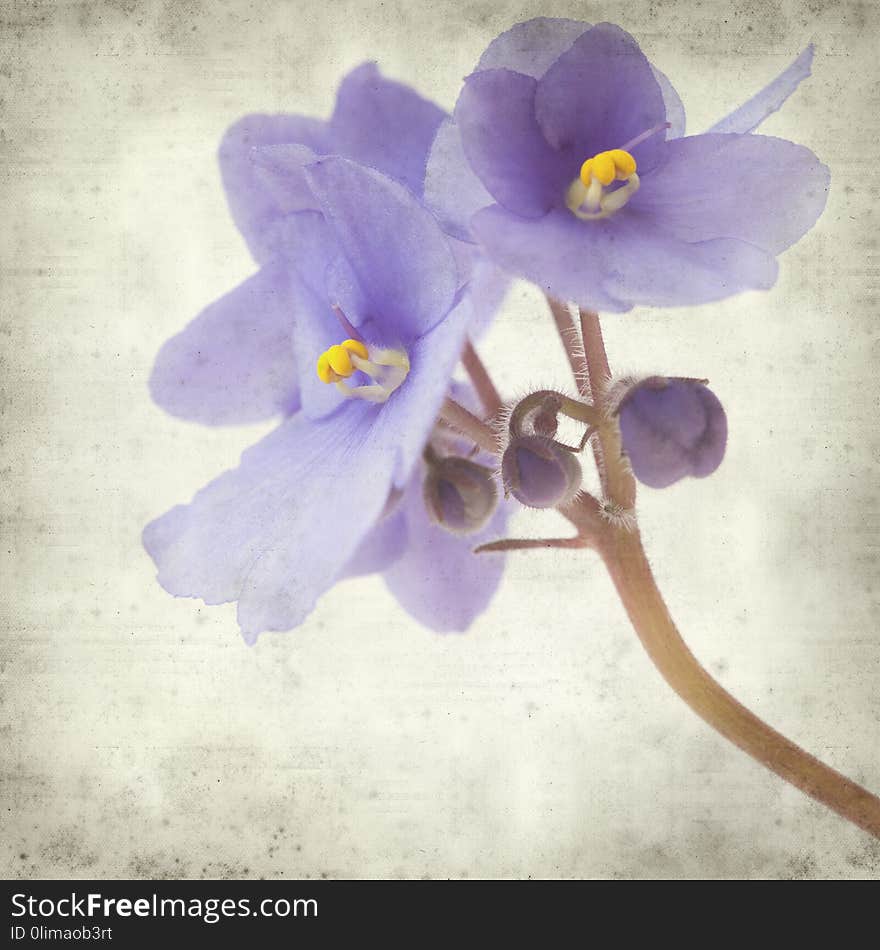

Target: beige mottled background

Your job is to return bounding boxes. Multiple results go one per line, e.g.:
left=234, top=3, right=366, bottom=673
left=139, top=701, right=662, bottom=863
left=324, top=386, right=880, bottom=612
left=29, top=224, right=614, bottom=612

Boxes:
left=2, top=0, right=878, bottom=879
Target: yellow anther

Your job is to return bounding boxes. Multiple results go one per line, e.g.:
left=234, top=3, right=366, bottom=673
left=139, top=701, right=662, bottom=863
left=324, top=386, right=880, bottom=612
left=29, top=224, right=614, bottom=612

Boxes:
left=341, top=338, right=368, bottom=360
left=607, top=149, right=637, bottom=178
left=580, top=149, right=637, bottom=187
left=316, top=351, right=338, bottom=384
left=316, top=339, right=368, bottom=383
left=316, top=337, right=410, bottom=403
left=325, top=344, right=355, bottom=378
left=593, top=152, right=616, bottom=186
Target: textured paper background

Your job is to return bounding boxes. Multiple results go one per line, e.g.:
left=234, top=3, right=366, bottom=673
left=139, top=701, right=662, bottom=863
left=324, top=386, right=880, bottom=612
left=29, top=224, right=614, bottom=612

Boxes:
left=2, top=0, right=878, bottom=879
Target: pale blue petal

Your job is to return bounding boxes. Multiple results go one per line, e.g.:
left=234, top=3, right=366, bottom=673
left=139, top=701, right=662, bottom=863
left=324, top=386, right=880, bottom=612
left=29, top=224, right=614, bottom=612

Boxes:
left=143, top=401, right=392, bottom=642
left=219, top=113, right=328, bottom=263
left=149, top=262, right=299, bottom=425
left=707, top=46, right=814, bottom=134
left=652, top=66, right=686, bottom=138
left=329, top=62, right=445, bottom=195
left=476, top=17, right=588, bottom=78
left=342, top=502, right=408, bottom=578
left=383, top=468, right=509, bottom=633
left=305, top=156, right=459, bottom=343
left=633, top=133, right=830, bottom=254
left=423, top=117, right=494, bottom=242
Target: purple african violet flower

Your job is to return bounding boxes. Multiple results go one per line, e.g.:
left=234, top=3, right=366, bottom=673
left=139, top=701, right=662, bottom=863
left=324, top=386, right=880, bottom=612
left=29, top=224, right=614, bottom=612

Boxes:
left=425, top=18, right=829, bottom=312
left=144, top=155, right=507, bottom=641
left=144, top=66, right=514, bottom=640
left=150, top=62, right=506, bottom=428
left=617, top=377, right=728, bottom=489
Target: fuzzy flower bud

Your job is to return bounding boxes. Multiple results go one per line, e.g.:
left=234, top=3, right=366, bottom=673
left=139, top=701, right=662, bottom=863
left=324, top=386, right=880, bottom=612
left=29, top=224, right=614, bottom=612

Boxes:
left=501, top=436, right=582, bottom=509
left=423, top=456, right=499, bottom=535
left=618, top=377, right=728, bottom=489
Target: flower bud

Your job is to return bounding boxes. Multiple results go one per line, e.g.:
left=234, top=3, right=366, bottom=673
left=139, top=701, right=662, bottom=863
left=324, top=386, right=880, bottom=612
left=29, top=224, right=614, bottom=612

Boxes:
left=618, top=377, right=727, bottom=489
left=501, top=436, right=582, bottom=509
left=423, top=457, right=499, bottom=535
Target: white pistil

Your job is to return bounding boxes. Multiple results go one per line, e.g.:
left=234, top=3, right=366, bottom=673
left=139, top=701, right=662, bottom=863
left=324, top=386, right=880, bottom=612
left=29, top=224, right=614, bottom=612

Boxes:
left=566, top=173, right=640, bottom=221
left=335, top=348, right=410, bottom=404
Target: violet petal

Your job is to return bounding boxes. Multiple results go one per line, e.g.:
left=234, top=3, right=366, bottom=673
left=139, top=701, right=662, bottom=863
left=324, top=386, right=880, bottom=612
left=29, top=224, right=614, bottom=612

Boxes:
left=472, top=204, right=779, bottom=311
left=383, top=469, right=509, bottom=633
left=142, top=400, right=391, bottom=641
left=342, top=504, right=409, bottom=579
left=599, top=213, right=780, bottom=306
left=423, top=117, right=495, bottom=242
left=707, top=45, right=814, bottom=135
left=470, top=205, right=631, bottom=312
left=652, top=66, right=686, bottom=138
left=369, top=296, right=473, bottom=486
left=219, top=113, right=328, bottom=263
left=534, top=23, right=668, bottom=173
left=633, top=132, right=830, bottom=255
left=304, top=156, right=459, bottom=343
left=249, top=143, right=322, bottom=215
left=329, top=61, right=445, bottom=196
left=149, top=261, right=299, bottom=425
left=476, top=16, right=588, bottom=78
left=455, top=68, right=571, bottom=218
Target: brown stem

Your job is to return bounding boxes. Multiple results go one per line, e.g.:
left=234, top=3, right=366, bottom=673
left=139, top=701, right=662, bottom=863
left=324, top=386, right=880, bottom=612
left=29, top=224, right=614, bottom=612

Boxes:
left=570, top=304, right=635, bottom=511
left=566, top=303, right=880, bottom=838
left=439, top=397, right=498, bottom=456
left=546, top=297, right=609, bottom=492
left=593, top=520, right=880, bottom=839
left=461, top=339, right=503, bottom=416
left=476, top=536, right=588, bottom=554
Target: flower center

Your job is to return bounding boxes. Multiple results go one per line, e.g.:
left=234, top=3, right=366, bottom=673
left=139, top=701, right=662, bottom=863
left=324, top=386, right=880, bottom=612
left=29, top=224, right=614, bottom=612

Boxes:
left=316, top=338, right=410, bottom=403
left=565, top=148, right=639, bottom=221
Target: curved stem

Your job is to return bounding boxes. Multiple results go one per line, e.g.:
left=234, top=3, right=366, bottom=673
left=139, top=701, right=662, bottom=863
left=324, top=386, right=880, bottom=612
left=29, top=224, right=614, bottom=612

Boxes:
left=593, top=521, right=880, bottom=838
left=568, top=300, right=880, bottom=838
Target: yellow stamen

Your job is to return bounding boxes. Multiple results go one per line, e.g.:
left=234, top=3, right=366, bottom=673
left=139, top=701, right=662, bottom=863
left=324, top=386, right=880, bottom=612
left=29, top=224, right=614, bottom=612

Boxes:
left=316, top=338, right=371, bottom=383
left=570, top=148, right=639, bottom=222
left=315, top=338, right=410, bottom=403
left=316, top=351, right=337, bottom=383
left=580, top=149, right=637, bottom=187
left=607, top=149, right=637, bottom=178
left=341, top=338, right=368, bottom=360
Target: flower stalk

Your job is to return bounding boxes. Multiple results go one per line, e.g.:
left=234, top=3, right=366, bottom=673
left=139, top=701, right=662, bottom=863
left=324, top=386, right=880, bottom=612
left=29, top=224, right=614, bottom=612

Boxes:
left=559, top=302, right=880, bottom=840
left=439, top=396, right=499, bottom=455
left=461, top=339, right=504, bottom=416
left=450, top=311, right=880, bottom=838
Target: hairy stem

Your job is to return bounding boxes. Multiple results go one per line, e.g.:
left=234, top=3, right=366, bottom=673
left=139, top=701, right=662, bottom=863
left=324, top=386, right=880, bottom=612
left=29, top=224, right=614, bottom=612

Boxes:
left=570, top=302, right=634, bottom=511
left=546, top=296, right=587, bottom=385
left=547, top=297, right=609, bottom=495
left=578, top=308, right=611, bottom=395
